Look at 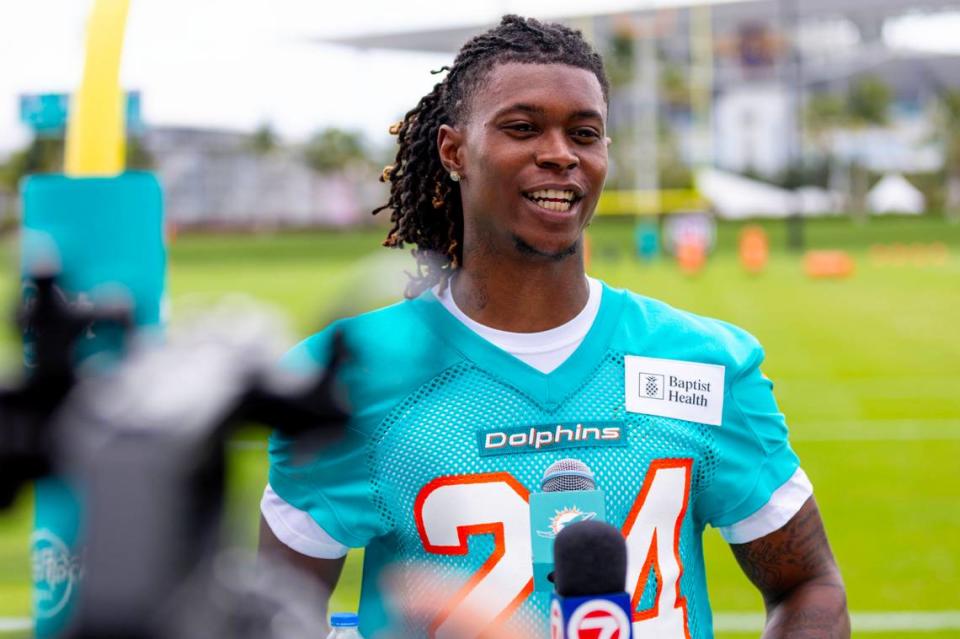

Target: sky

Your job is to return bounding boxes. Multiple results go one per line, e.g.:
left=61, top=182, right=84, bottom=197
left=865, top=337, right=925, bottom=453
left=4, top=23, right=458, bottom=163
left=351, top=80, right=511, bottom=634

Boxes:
left=1, top=0, right=959, bottom=157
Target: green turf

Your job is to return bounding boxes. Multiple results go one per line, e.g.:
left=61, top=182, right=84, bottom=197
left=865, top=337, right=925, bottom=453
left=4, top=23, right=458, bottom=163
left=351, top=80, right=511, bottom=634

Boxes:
left=0, top=216, right=958, bottom=637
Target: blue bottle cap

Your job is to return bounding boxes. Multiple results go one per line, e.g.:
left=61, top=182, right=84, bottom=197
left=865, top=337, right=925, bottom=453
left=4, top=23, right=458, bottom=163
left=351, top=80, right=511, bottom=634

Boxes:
left=330, top=612, right=359, bottom=627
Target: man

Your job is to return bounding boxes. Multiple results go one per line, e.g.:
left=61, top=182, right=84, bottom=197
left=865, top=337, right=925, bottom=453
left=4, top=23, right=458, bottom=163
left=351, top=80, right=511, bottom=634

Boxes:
left=259, top=15, right=848, bottom=639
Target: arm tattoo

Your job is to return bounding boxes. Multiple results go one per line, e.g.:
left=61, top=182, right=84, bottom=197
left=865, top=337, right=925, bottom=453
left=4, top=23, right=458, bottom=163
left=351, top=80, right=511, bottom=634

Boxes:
left=731, top=498, right=834, bottom=600
left=730, top=498, right=849, bottom=638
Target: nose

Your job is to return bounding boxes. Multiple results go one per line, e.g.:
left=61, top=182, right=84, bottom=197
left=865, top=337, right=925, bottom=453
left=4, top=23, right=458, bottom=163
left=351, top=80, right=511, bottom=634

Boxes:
left=535, top=130, right=579, bottom=171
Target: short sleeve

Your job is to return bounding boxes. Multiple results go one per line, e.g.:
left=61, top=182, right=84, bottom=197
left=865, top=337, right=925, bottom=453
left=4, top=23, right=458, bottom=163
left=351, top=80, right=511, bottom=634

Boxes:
left=260, top=484, right=350, bottom=558
left=717, top=467, right=812, bottom=543
left=267, top=329, right=385, bottom=549
left=697, top=343, right=803, bottom=530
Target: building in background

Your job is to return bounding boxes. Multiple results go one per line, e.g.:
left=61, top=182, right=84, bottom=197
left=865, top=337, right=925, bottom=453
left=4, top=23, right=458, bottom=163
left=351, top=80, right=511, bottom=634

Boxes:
left=7, top=0, right=958, bottom=227
left=0, top=120, right=387, bottom=231
left=144, top=127, right=383, bottom=229
left=324, top=0, right=960, bottom=188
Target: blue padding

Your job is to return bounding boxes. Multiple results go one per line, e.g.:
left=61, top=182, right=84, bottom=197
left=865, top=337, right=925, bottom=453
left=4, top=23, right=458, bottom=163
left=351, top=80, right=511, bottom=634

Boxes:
left=20, top=171, right=166, bottom=360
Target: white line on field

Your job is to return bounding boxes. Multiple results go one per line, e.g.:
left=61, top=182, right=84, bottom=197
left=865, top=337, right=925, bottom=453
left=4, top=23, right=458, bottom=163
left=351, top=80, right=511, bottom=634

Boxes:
left=715, top=611, right=960, bottom=633
left=791, top=418, right=960, bottom=442
left=0, top=619, right=29, bottom=633
left=2, top=612, right=960, bottom=634
left=795, top=433, right=960, bottom=442
left=817, top=419, right=960, bottom=427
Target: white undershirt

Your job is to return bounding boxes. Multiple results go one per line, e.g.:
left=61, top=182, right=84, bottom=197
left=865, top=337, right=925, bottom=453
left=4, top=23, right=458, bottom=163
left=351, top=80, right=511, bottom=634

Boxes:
left=434, top=276, right=602, bottom=374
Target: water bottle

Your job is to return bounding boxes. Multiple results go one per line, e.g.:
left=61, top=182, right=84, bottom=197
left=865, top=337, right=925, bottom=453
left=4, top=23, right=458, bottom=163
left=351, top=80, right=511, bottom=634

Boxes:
left=326, top=612, right=363, bottom=639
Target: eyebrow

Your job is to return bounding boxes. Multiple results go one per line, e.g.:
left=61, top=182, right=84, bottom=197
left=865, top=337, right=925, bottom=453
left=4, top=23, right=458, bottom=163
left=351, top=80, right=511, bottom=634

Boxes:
left=493, top=103, right=604, bottom=121
left=494, top=103, right=544, bottom=118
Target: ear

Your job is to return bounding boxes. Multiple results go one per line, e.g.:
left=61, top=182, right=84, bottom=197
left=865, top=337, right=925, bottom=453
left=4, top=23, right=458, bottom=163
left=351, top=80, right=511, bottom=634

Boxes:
left=437, top=124, right=465, bottom=175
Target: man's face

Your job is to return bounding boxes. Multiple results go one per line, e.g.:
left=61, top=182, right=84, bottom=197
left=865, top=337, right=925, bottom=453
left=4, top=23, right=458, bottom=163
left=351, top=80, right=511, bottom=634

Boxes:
left=443, top=62, right=608, bottom=261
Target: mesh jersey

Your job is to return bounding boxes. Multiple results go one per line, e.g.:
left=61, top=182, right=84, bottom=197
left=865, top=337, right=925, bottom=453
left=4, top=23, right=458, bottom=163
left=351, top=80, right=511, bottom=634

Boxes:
left=268, top=282, right=801, bottom=639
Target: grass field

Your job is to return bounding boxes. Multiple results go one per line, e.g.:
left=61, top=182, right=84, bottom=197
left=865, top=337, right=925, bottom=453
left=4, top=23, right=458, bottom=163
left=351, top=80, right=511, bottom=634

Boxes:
left=0, top=216, right=958, bottom=637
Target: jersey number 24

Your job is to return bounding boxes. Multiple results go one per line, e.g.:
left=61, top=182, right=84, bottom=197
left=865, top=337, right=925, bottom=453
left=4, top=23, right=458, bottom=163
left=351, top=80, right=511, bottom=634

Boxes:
left=414, top=458, right=693, bottom=639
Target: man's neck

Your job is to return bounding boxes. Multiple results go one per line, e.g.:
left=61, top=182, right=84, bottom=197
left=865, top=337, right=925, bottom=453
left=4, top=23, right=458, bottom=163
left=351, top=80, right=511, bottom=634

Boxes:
left=451, top=245, right=590, bottom=333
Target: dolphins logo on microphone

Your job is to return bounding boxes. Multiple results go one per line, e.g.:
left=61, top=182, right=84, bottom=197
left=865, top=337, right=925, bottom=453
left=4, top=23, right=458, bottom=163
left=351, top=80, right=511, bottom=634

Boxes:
left=537, top=506, right=597, bottom=539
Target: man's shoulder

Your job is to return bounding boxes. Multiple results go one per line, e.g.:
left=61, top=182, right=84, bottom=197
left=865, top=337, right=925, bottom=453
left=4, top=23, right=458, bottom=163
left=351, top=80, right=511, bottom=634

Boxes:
left=609, top=284, right=763, bottom=374
left=284, top=297, right=438, bottom=369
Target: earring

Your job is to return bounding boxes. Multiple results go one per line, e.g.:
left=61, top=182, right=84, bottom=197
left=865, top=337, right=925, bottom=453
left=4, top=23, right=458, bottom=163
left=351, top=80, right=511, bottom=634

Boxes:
left=449, top=171, right=461, bottom=182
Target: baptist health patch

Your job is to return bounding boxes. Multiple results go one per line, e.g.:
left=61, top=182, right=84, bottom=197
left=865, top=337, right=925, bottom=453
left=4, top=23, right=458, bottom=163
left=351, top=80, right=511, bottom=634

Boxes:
left=624, top=355, right=726, bottom=426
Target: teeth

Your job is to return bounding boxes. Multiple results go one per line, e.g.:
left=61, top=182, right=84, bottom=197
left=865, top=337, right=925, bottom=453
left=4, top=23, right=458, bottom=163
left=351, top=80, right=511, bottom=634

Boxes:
left=533, top=199, right=572, bottom=212
left=527, top=189, right=576, bottom=202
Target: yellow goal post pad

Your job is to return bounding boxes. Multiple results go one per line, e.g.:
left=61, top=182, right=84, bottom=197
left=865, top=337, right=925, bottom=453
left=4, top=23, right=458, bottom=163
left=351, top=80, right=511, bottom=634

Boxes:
left=64, top=0, right=132, bottom=177
left=595, top=189, right=706, bottom=217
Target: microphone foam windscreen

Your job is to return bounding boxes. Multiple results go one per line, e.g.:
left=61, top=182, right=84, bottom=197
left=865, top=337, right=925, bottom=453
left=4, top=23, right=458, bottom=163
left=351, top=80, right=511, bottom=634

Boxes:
left=553, top=520, right=628, bottom=597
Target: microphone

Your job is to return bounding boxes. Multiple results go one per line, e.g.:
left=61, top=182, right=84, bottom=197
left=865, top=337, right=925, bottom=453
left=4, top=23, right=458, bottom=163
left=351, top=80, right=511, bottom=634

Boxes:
left=529, top=459, right=607, bottom=591
left=542, top=458, right=596, bottom=492
left=550, top=520, right=633, bottom=639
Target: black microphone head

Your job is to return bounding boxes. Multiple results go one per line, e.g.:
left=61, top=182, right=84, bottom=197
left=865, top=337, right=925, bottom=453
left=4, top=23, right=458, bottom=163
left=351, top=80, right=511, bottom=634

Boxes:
left=542, top=458, right=596, bottom=492
left=553, top=520, right=627, bottom=597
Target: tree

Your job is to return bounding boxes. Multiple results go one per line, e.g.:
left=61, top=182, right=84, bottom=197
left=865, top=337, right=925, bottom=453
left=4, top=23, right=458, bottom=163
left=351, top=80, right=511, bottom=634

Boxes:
left=249, top=122, right=278, bottom=155
left=937, top=89, right=960, bottom=219
left=126, top=136, right=154, bottom=170
left=937, top=90, right=960, bottom=168
left=804, top=92, right=846, bottom=153
left=847, top=75, right=891, bottom=126
left=302, top=127, right=370, bottom=174
left=606, top=24, right=636, bottom=90
left=660, top=61, right=690, bottom=111
left=804, top=77, right=892, bottom=138
left=0, top=136, right=65, bottom=191
left=801, top=80, right=891, bottom=215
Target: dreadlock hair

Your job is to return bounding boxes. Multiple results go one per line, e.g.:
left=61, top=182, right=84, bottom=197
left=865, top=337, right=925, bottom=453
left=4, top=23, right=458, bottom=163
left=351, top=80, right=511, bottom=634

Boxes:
left=373, top=14, right=610, bottom=297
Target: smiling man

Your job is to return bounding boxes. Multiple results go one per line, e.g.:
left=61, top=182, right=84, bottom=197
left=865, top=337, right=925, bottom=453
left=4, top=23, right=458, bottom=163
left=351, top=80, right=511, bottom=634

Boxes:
left=258, top=15, right=849, bottom=639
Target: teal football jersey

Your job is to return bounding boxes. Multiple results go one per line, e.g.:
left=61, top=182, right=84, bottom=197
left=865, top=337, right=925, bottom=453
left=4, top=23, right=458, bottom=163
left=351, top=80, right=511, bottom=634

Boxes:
left=268, top=281, right=801, bottom=639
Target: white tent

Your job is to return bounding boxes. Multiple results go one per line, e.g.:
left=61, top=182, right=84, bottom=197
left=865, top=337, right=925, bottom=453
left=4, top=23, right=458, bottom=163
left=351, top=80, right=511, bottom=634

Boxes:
left=796, top=187, right=846, bottom=217
left=696, top=169, right=796, bottom=219
left=867, top=174, right=925, bottom=215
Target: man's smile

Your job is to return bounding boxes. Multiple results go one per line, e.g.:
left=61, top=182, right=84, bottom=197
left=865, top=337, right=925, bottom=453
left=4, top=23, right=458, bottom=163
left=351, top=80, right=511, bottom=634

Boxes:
left=521, top=186, right=585, bottom=213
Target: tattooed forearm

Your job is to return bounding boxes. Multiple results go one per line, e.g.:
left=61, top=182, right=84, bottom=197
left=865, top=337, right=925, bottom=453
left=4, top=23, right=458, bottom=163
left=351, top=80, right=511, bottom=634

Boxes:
left=762, top=591, right=850, bottom=639
left=730, top=497, right=849, bottom=638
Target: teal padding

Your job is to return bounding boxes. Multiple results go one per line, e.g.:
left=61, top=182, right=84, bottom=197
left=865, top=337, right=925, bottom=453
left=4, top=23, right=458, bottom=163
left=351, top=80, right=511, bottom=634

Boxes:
left=31, top=479, right=83, bottom=637
left=529, top=490, right=606, bottom=592
left=21, top=172, right=165, bottom=360
left=20, top=172, right=166, bottom=637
